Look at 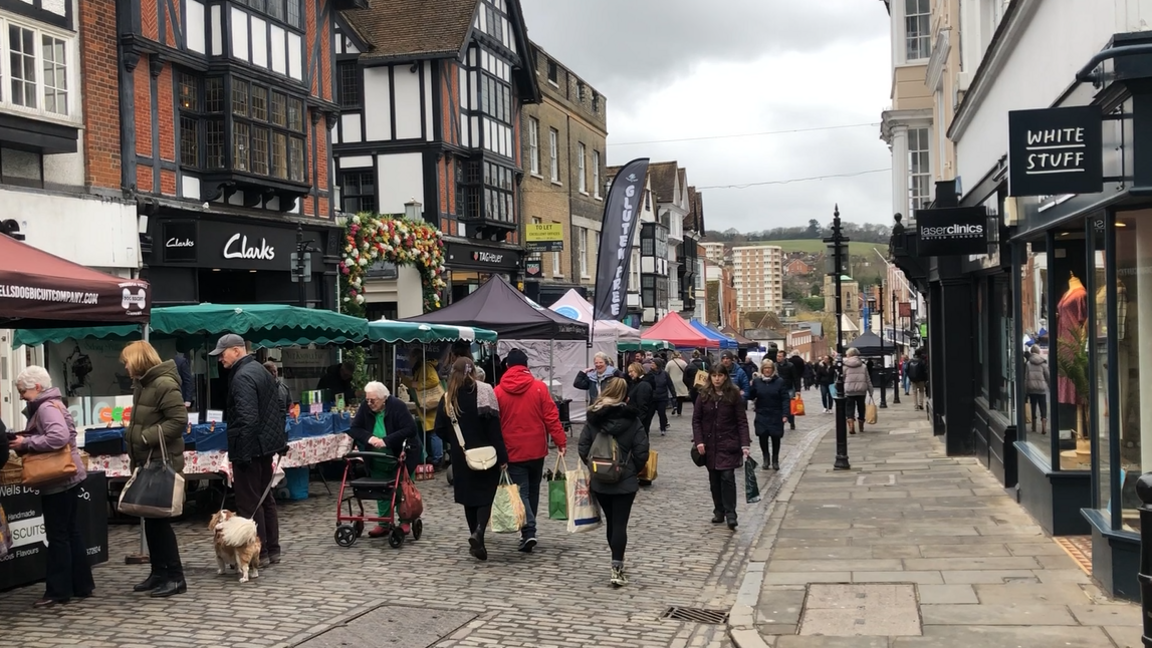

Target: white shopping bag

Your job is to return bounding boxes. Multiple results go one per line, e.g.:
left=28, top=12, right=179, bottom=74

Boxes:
left=565, top=462, right=601, bottom=533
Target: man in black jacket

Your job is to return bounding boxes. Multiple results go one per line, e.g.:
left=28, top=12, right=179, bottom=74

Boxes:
left=212, top=333, right=288, bottom=566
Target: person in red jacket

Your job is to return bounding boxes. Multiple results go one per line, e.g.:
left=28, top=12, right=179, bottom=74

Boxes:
left=494, top=348, right=567, bottom=552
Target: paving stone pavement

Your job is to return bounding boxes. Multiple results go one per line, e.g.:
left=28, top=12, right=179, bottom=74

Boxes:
left=1, top=397, right=832, bottom=648
left=729, top=395, right=1144, bottom=648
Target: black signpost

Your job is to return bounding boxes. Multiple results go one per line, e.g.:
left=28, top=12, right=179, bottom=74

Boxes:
left=1008, top=105, right=1103, bottom=197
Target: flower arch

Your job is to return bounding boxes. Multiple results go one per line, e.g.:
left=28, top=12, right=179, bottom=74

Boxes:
left=339, top=213, right=447, bottom=317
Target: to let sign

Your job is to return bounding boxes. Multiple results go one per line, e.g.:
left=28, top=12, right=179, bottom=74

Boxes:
left=525, top=223, right=564, bottom=252
left=1008, top=106, right=1103, bottom=197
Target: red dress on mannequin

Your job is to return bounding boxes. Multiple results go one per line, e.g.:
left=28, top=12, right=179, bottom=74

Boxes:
left=1056, top=277, right=1087, bottom=404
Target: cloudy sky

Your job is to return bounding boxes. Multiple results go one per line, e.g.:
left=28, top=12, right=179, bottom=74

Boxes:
left=520, top=0, right=893, bottom=233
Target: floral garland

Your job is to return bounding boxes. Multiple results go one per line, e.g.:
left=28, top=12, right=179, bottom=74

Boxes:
left=338, top=213, right=447, bottom=316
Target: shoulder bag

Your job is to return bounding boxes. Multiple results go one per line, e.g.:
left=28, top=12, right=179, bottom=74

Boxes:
left=21, top=401, right=77, bottom=487
left=117, top=426, right=186, bottom=518
left=445, top=402, right=497, bottom=471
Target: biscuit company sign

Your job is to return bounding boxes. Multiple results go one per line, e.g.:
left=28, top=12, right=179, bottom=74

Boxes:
left=915, top=206, right=989, bottom=257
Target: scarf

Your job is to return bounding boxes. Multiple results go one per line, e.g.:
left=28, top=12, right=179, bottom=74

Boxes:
left=476, top=381, right=500, bottom=417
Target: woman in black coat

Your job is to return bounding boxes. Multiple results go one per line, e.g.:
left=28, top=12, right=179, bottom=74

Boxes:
left=625, top=363, right=653, bottom=426
left=692, top=366, right=751, bottom=530
left=433, top=358, right=508, bottom=561
left=747, top=360, right=791, bottom=471
left=578, top=377, right=649, bottom=587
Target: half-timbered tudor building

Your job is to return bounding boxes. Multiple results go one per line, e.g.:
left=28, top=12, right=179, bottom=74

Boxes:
left=114, top=0, right=361, bottom=308
left=334, top=0, right=540, bottom=304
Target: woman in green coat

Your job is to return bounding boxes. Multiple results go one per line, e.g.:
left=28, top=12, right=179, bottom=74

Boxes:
left=121, top=341, right=189, bottom=598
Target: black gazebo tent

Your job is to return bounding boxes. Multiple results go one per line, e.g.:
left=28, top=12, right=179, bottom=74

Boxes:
left=848, top=331, right=887, bottom=357
left=404, top=275, right=587, bottom=340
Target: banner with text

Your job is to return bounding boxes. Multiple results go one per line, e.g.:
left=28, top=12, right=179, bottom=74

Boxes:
left=915, top=206, right=989, bottom=257
left=593, top=158, right=650, bottom=321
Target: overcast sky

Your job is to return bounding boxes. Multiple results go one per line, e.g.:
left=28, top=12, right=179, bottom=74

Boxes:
left=520, top=0, right=893, bottom=233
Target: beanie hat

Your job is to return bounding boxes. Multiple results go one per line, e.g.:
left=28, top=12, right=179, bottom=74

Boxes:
left=505, top=348, right=529, bottom=368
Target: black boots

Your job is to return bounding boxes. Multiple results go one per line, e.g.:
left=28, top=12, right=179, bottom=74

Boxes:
left=133, top=573, right=164, bottom=593
left=468, top=532, right=488, bottom=561
left=150, top=579, right=187, bottom=598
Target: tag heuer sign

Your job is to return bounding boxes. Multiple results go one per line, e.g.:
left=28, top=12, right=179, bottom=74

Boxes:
left=472, top=250, right=504, bottom=264
left=525, top=260, right=542, bottom=276
left=915, top=206, right=989, bottom=257
left=1008, top=106, right=1103, bottom=197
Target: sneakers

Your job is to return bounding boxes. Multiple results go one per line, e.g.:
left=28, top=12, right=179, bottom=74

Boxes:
left=610, top=563, right=629, bottom=587
left=518, top=537, right=537, bottom=553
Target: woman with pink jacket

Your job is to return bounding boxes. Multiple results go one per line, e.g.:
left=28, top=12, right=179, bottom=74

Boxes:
left=12, top=365, right=93, bottom=608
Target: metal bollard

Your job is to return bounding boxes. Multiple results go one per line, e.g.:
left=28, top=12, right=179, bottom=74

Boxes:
left=1138, top=474, right=1152, bottom=647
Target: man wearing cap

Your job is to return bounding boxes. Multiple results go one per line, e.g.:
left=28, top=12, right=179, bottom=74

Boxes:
left=721, top=352, right=750, bottom=397
left=494, top=348, right=566, bottom=552
left=211, top=334, right=288, bottom=566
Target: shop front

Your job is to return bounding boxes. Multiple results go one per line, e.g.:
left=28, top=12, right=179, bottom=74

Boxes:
left=998, top=33, right=1152, bottom=600
left=143, top=211, right=342, bottom=309
left=443, top=240, right=524, bottom=304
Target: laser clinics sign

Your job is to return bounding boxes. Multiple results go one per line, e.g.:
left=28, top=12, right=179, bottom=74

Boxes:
left=1008, top=106, right=1102, bottom=197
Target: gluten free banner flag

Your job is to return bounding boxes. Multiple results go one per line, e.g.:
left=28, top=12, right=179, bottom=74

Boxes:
left=592, top=158, right=650, bottom=321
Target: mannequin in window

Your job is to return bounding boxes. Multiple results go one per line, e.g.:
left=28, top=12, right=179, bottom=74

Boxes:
left=1057, top=271, right=1087, bottom=406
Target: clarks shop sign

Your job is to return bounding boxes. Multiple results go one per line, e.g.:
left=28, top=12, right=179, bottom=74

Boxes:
left=160, top=219, right=318, bottom=271
left=915, top=206, right=989, bottom=257
left=1008, top=106, right=1103, bottom=197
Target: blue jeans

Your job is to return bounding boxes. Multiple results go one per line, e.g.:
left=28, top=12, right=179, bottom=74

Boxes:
left=506, top=458, right=544, bottom=539
left=902, top=373, right=910, bottom=394
left=426, top=432, right=444, bottom=464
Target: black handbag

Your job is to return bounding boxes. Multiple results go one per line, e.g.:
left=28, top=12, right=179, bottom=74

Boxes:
left=690, top=445, right=706, bottom=467
left=117, top=436, right=185, bottom=519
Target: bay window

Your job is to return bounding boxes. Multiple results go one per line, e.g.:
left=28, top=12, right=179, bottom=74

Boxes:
left=178, top=70, right=307, bottom=183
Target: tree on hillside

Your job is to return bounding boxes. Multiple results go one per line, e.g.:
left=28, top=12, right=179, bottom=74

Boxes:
left=806, top=219, right=822, bottom=238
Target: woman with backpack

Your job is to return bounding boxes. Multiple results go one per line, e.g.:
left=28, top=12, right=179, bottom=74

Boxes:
left=747, top=360, right=791, bottom=470
left=692, top=366, right=751, bottom=530
left=433, top=358, right=508, bottom=561
left=578, top=377, right=649, bottom=587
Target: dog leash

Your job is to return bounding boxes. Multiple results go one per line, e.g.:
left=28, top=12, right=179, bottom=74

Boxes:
left=220, top=454, right=281, bottom=515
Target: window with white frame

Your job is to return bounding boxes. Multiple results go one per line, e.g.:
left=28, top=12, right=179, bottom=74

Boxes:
left=577, top=226, right=588, bottom=277
left=592, top=150, right=601, bottom=198
left=577, top=142, right=586, bottom=193
left=905, top=0, right=930, bottom=61
left=908, top=126, right=931, bottom=214
left=551, top=221, right=561, bottom=276
left=549, top=127, right=559, bottom=182
left=0, top=15, right=76, bottom=122
left=528, top=117, right=539, bottom=175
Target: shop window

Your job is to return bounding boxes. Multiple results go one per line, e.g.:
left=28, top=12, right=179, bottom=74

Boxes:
left=1020, top=239, right=1049, bottom=455
left=337, top=61, right=361, bottom=108
left=1109, top=210, right=1147, bottom=532
left=994, top=278, right=1015, bottom=419
left=1089, top=216, right=1112, bottom=524
left=1051, top=227, right=1090, bottom=471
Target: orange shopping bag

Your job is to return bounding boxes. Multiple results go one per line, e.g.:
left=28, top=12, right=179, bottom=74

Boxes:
left=790, top=394, right=806, bottom=416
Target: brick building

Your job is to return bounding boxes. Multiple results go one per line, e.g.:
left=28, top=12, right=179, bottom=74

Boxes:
left=785, top=258, right=813, bottom=275
left=520, top=42, right=607, bottom=305
left=120, top=0, right=350, bottom=308
left=333, top=0, right=541, bottom=305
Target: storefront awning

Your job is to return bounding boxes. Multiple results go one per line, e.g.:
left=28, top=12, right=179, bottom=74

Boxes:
left=12, top=303, right=369, bottom=348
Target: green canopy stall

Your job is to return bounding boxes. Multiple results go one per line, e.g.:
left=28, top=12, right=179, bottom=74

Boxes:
left=12, top=303, right=369, bottom=349
left=366, top=320, right=497, bottom=345
left=617, top=339, right=673, bottom=352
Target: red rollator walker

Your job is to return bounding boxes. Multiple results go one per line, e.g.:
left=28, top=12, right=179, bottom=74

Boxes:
left=334, top=447, right=424, bottom=549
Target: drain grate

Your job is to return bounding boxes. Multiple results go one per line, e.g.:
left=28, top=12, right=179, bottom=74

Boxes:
left=661, top=606, right=730, bottom=625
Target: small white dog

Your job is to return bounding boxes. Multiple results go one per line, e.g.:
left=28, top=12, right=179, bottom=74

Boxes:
left=209, top=510, right=262, bottom=584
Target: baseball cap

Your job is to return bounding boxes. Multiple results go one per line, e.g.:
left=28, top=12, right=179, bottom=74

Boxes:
left=208, top=333, right=246, bottom=356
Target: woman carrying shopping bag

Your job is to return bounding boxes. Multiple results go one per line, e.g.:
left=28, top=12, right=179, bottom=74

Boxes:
left=692, top=366, right=751, bottom=531
left=120, top=341, right=189, bottom=597
left=746, top=360, right=791, bottom=471
left=842, top=348, right=873, bottom=434
left=433, top=358, right=508, bottom=561
left=578, top=377, right=648, bottom=587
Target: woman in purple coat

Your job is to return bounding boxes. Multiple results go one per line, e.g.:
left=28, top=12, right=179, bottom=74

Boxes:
left=12, top=365, right=94, bottom=607
left=692, top=366, right=751, bottom=530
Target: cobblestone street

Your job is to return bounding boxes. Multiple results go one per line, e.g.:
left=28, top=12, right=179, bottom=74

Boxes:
left=1, top=401, right=832, bottom=648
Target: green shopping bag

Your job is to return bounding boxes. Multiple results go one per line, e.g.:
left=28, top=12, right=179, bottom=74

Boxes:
left=745, top=457, right=761, bottom=504
left=548, top=455, right=568, bottom=520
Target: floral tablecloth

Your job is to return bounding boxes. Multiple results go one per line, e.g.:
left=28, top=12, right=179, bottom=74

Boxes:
left=92, top=433, right=354, bottom=483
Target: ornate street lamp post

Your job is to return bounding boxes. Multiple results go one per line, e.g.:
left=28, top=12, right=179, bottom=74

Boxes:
left=825, top=205, right=850, bottom=470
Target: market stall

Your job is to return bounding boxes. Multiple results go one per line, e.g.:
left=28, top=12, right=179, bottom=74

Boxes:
left=1, top=234, right=152, bottom=591
left=688, top=320, right=739, bottom=349
left=641, top=312, right=722, bottom=349
left=547, top=289, right=636, bottom=422
left=403, top=276, right=588, bottom=408
left=720, top=325, right=762, bottom=350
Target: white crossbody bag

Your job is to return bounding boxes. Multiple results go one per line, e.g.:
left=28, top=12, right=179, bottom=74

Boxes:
left=445, top=402, right=498, bottom=471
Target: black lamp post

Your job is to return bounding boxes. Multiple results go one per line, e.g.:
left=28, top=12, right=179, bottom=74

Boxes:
left=891, top=290, right=900, bottom=405
left=824, top=205, right=850, bottom=470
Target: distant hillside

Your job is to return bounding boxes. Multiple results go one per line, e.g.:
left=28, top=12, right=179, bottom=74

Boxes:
left=752, top=240, right=886, bottom=258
